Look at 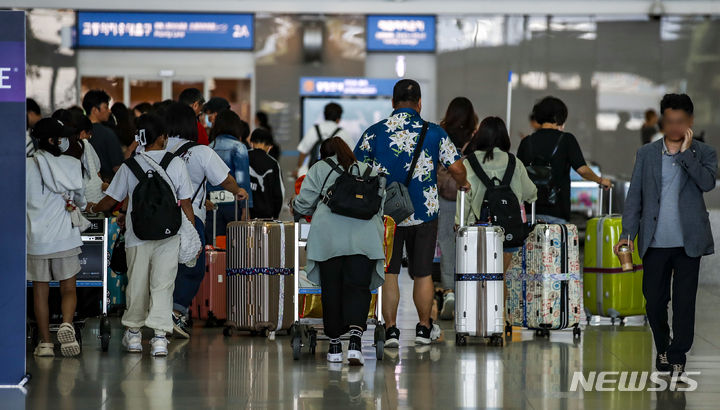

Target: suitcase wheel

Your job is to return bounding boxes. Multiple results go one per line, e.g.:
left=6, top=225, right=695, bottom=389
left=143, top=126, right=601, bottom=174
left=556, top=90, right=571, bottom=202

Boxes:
left=534, top=329, right=550, bottom=338
left=292, top=336, right=301, bottom=360
left=455, top=333, right=467, bottom=346
left=309, top=334, right=316, bottom=355
left=489, top=335, right=503, bottom=347
left=573, top=326, right=582, bottom=340
left=223, top=327, right=233, bottom=337
left=99, top=316, right=111, bottom=352
left=504, top=324, right=513, bottom=337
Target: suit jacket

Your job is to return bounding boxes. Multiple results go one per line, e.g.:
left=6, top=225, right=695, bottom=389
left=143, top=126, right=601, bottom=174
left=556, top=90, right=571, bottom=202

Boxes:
left=621, top=138, right=717, bottom=258
left=621, top=140, right=718, bottom=257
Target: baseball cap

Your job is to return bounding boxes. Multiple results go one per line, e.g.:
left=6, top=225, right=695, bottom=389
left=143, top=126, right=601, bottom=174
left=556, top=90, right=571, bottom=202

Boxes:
left=203, top=97, right=231, bottom=113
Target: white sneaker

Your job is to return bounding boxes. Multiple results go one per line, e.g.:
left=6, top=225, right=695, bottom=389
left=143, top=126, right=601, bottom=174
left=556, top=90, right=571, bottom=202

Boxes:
left=151, top=336, right=169, bottom=357
left=34, top=342, right=55, bottom=357
left=347, top=349, right=365, bottom=366
left=327, top=340, right=343, bottom=363
left=122, top=329, right=142, bottom=353
left=57, top=323, right=81, bottom=357
left=439, top=292, right=455, bottom=320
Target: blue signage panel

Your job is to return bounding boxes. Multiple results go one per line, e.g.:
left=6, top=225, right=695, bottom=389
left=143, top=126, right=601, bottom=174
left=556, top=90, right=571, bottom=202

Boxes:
left=0, top=10, right=27, bottom=386
left=366, top=15, right=436, bottom=52
left=77, top=12, right=254, bottom=50
left=300, top=77, right=397, bottom=97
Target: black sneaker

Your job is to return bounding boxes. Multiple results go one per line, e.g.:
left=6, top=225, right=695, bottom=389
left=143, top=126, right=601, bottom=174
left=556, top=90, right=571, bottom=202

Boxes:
left=385, top=326, right=400, bottom=348
left=671, top=363, right=685, bottom=377
left=347, top=328, right=364, bottom=366
left=415, top=319, right=442, bottom=345
left=327, top=339, right=343, bottom=363
left=656, top=352, right=671, bottom=372
left=172, top=312, right=191, bottom=339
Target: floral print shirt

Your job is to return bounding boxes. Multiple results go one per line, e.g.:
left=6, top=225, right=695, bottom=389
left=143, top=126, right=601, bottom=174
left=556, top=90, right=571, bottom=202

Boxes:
left=354, top=108, right=461, bottom=226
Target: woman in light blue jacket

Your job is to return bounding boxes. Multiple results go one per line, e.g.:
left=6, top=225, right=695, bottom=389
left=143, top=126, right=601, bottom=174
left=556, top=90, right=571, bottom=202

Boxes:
left=206, top=110, right=253, bottom=241
left=293, top=137, right=385, bottom=366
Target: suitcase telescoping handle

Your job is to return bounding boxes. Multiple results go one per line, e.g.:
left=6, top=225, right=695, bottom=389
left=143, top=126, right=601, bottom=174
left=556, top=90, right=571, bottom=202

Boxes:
left=530, top=202, right=536, bottom=225
left=458, top=187, right=468, bottom=227
left=234, top=198, right=250, bottom=222
left=597, top=185, right=614, bottom=216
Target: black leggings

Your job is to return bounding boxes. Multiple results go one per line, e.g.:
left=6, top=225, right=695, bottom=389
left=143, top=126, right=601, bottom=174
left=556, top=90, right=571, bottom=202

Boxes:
left=319, top=255, right=374, bottom=339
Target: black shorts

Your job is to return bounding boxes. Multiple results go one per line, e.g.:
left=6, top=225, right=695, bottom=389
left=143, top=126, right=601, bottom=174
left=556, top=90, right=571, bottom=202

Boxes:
left=387, top=219, right=439, bottom=278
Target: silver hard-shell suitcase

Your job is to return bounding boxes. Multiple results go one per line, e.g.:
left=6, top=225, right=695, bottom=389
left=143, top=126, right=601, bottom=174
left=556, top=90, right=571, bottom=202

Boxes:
left=454, top=190, right=505, bottom=347
left=223, top=201, right=295, bottom=339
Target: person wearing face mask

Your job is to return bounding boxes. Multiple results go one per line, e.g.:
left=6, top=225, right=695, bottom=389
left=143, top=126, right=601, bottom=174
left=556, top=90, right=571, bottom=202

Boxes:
left=27, top=118, right=87, bottom=358
left=87, top=114, right=195, bottom=357
left=206, top=110, right=253, bottom=242
left=202, top=97, right=231, bottom=134
left=52, top=109, right=105, bottom=203
left=248, top=128, right=284, bottom=219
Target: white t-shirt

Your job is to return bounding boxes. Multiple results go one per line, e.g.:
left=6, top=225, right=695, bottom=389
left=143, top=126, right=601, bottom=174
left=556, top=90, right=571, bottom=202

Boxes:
left=105, top=150, right=193, bottom=248
left=297, top=120, right=355, bottom=154
left=167, top=137, right=230, bottom=224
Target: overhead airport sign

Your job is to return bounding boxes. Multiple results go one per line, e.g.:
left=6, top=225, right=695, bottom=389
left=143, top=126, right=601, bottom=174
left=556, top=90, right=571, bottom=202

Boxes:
left=300, top=77, right=396, bottom=97
left=76, top=12, right=254, bottom=50
left=366, top=15, right=436, bottom=52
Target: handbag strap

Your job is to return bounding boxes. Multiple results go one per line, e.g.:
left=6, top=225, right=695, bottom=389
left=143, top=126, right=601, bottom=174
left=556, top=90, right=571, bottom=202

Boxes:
left=404, top=121, right=429, bottom=187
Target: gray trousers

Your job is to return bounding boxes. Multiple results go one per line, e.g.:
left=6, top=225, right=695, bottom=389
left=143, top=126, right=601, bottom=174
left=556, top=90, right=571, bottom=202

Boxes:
left=437, top=197, right=456, bottom=291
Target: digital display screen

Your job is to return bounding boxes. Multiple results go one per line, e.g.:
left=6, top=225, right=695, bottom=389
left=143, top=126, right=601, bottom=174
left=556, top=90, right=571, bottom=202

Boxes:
left=302, top=97, right=393, bottom=151
left=76, top=12, right=254, bottom=50
left=366, top=15, right=436, bottom=52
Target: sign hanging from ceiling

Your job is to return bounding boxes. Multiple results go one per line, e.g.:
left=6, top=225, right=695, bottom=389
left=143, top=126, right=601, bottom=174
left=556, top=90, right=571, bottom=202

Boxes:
left=76, top=12, right=254, bottom=50
left=366, top=15, right=436, bottom=52
left=300, top=77, right=396, bottom=97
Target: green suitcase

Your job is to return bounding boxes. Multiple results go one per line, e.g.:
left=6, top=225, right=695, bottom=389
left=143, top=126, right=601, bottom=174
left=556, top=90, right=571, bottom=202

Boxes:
left=584, top=214, right=645, bottom=324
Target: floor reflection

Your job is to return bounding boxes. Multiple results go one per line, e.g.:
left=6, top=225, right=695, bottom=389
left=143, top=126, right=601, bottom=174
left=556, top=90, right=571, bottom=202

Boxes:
left=23, top=285, right=720, bottom=409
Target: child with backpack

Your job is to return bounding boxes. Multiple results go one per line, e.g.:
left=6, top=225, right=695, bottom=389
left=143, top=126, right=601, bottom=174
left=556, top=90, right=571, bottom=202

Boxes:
left=455, top=117, right=537, bottom=271
left=27, top=118, right=86, bottom=357
left=88, top=114, right=195, bottom=357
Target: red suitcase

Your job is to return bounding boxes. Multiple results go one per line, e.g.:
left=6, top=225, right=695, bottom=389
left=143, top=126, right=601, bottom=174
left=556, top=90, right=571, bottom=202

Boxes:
left=191, top=208, right=228, bottom=325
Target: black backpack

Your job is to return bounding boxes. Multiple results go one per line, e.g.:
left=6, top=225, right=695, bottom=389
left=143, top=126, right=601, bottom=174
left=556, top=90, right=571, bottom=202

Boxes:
left=467, top=153, right=527, bottom=248
left=525, top=133, right=564, bottom=207
left=125, top=153, right=182, bottom=241
left=309, top=125, right=341, bottom=167
left=320, top=158, right=382, bottom=220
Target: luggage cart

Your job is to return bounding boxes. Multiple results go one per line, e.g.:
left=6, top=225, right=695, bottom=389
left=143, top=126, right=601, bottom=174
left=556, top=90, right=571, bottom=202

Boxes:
left=289, top=222, right=385, bottom=361
left=26, top=215, right=112, bottom=352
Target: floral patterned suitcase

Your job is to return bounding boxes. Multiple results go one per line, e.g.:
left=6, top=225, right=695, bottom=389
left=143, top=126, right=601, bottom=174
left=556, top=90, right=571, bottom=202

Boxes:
left=505, top=223, right=583, bottom=338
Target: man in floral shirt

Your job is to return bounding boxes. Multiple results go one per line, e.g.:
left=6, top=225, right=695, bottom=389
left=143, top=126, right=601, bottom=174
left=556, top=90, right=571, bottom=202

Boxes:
left=355, top=79, right=469, bottom=347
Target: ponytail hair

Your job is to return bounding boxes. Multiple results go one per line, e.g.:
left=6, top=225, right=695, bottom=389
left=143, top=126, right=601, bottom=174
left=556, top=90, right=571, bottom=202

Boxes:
left=320, top=136, right=356, bottom=170
left=135, top=114, right=166, bottom=147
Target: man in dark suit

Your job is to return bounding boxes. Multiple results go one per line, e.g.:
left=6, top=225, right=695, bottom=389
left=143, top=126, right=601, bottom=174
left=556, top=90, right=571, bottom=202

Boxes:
left=616, top=94, right=717, bottom=376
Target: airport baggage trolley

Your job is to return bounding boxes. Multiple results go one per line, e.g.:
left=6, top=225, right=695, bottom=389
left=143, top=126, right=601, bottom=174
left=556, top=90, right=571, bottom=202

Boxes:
left=289, top=222, right=385, bottom=361
left=27, top=215, right=112, bottom=352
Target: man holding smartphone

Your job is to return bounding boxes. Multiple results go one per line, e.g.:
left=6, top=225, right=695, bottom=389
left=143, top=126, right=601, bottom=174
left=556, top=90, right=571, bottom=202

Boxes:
left=616, top=94, right=717, bottom=376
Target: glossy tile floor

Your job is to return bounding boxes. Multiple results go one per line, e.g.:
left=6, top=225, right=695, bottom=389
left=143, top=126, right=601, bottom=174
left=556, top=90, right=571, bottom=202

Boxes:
left=21, top=274, right=720, bottom=409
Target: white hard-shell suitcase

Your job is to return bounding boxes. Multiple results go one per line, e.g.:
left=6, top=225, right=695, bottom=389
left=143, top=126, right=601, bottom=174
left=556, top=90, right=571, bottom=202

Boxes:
left=454, top=190, right=505, bottom=347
